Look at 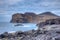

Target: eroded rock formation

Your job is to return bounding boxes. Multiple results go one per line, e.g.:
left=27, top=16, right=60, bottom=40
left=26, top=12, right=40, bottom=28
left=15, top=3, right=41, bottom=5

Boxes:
left=10, top=12, right=59, bottom=23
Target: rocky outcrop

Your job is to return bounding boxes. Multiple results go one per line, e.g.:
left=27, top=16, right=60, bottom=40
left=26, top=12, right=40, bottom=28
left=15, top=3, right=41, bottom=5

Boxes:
left=11, top=13, right=31, bottom=23
left=10, top=13, right=29, bottom=23
left=10, top=12, right=59, bottom=23
left=10, top=12, right=37, bottom=23
left=37, top=12, right=59, bottom=23
left=24, top=12, right=37, bottom=23
left=36, top=17, right=60, bottom=34
left=37, top=18, right=60, bottom=30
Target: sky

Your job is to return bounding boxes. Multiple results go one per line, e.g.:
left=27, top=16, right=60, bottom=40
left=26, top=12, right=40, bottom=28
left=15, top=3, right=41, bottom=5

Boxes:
left=0, top=0, right=60, bottom=22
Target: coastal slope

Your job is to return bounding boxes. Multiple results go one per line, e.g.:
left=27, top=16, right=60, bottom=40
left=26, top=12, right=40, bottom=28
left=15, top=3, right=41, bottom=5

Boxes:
left=10, top=12, right=59, bottom=23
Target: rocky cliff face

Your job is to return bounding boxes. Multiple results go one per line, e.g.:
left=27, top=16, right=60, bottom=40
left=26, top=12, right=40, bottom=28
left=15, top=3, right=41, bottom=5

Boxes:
left=10, top=13, right=29, bottom=23
left=37, top=12, right=59, bottom=23
left=10, top=12, right=59, bottom=23
left=37, top=18, right=60, bottom=30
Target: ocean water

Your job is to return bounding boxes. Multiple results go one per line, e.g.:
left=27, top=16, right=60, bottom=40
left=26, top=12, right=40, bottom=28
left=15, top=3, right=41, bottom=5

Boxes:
left=0, top=22, right=37, bottom=34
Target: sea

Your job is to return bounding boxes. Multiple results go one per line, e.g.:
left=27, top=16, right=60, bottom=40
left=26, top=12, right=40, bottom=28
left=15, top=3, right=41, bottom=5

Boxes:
left=0, top=22, right=37, bottom=34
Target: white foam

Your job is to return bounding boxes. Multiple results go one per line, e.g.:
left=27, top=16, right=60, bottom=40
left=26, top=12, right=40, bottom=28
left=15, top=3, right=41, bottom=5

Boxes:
left=8, top=31, right=16, bottom=33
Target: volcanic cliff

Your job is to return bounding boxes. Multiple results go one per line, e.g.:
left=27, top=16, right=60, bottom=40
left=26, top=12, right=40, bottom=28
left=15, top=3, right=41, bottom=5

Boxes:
left=10, top=12, right=59, bottom=23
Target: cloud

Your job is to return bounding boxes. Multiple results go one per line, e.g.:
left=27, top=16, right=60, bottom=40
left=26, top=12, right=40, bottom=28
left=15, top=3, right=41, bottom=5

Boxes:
left=0, top=0, right=23, bottom=5
left=32, top=0, right=60, bottom=8
left=0, top=0, right=60, bottom=11
left=51, top=10, right=60, bottom=16
left=0, top=0, right=60, bottom=14
left=0, top=0, right=4, bottom=5
left=0, top=0, right=24, bottom=15
left=6, top=0, right=23, bottom=5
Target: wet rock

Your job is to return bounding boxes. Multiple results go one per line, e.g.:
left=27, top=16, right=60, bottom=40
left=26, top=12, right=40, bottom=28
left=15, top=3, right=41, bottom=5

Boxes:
left=0, top=32, right=8, bottom=38
left=55, top=38, right=60, bottom=40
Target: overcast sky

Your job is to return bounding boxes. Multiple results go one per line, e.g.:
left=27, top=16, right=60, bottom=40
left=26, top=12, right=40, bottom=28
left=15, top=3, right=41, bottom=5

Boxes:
left=0, top=0, right=60, bottom=22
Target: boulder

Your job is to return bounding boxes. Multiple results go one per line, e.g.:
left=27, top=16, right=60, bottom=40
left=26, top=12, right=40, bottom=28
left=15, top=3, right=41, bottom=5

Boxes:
left=0, top=32, right=8, bottom=38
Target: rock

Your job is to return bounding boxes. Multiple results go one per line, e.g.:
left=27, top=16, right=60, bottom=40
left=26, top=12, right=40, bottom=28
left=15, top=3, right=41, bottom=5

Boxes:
left=45, top=18, right=60, bottom=25
left=15, top=31, right=25, bottom=37
left=0, top=32, right=8, bottom=38
left=55, top=38, right=60, bottom=40
left=37, top=18, right=60, bottom=28
left=37, top=22, right=46, bottom=28
left=0, top=29, right=60, bottom=40
left=10, top=13, right=29, bottom=23
left=10, top=12, right=59, bottom=23
left=39, top=12, right=58, bottom=16
left=24, top=12, right=36, bottom=17
left=37, top=12, right=59, bottom=23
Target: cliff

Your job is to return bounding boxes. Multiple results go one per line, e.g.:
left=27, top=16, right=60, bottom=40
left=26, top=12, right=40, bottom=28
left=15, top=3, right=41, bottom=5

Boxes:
left=10, top=12, right=59, bottom=23
left=37, top=18, right=60, bottom=30
left=10, top=12, right=37, bottom=23
left=37, top=12, right=59, bottom=23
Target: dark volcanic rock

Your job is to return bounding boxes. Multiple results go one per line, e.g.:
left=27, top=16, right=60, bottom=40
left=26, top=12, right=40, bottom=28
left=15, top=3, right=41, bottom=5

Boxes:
left=55, top=38, right=60, bottom=40
left=0, top=32, right=9, bottom=38
left=0, top=29, right=60, bottom=40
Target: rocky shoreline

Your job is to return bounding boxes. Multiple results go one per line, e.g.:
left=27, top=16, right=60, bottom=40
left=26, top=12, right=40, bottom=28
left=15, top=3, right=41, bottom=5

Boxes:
left=0, top=28, right=60, bottom=40
left=0, top=24, right=60, bottom=40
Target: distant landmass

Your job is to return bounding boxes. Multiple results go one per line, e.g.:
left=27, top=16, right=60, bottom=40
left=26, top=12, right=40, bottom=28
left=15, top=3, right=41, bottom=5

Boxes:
left=10, top=12, right=59, bottom=23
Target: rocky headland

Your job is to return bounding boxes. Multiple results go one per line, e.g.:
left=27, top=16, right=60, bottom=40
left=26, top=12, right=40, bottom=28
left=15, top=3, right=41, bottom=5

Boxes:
left=10, top=12, right=59, bottom=23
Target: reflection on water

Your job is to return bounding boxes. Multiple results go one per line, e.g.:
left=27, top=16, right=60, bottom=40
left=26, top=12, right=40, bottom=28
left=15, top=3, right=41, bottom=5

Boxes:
left=0, top=22, right=37, bottom=34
